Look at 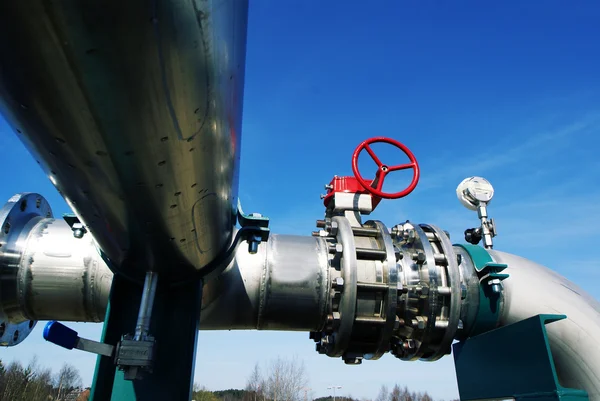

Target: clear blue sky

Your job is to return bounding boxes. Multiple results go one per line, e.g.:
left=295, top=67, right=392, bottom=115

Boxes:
left=1, top=1, right=600, bottom=400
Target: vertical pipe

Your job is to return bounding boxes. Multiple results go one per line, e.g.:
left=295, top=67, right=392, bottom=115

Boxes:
left=134, top=272, right=159, bottom=340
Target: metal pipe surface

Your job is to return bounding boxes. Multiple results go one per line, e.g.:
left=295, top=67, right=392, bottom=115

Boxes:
left=201, top=234, right=331, bottom=330
left=0, top=0, right=248, bottom=278
left=6, top=214, right=600, bottom=401
left=5, top=217, right=111, bottom=323
left=134, top=272, right=159, bottom=340
left=490, top=250, right=600, bottom=401
left=1, top=218, right=331, bottom=332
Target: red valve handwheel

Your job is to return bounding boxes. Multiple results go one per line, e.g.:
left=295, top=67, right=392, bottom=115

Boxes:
left=351, top=137, right=420, bottom=199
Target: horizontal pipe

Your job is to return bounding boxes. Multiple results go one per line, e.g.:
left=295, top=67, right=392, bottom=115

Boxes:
left=6, top=212, right=600, bottom=401
left=201, top=234, right=330, bottom=331
left=1, top=218, right=330, bottom=332
left=9, top=218, right=112, bottom=323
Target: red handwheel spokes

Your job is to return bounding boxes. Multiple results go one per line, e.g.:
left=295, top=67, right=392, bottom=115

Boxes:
left=351, top=137, right=420, bottom=199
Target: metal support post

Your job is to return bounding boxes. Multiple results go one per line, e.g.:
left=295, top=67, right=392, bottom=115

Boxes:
left=90, top=274, right=203, bottom=401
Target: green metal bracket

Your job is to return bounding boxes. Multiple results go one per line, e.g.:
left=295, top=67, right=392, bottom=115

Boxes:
left=236, top=199, right=270, bottom=254
left=455, top=244, right=508, bottom=336
left=453, top=314, right=589, bottom=401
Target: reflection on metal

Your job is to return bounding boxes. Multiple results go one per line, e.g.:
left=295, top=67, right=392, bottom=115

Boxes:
left=0, top=193, right=51, bottom=345
left=1, top=183, right=600, bottom=399
left=0, top=0, right=248, bottom=279
left=0, top=0, right=597, bottom=396
left=491, top=250, right=600, bottom=401
left=0, top=195, right=111, bottom=329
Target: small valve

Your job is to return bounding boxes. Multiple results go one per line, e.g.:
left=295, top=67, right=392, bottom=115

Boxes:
left=322, top=137, right=420, bottom=217
left=43, top=321, right=114, bottom=357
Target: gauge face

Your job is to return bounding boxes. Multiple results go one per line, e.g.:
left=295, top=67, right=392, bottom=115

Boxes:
left=456, top=176, right=494, bottom=210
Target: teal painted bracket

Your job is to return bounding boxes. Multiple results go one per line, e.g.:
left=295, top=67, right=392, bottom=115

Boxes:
left=453, top=314, right=588, bottom=401
left=455, top=244, right=508, bottom=337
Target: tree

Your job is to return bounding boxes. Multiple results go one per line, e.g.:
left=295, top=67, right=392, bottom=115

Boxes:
left=192, top=384, right=220, bottom=401
left=244, top=357, right=309, bottom=401
left=55, top=363, right=82, bottom=400
left=390, top=385, right=401, bottom=401
left=375, top=385, right=388, bottom=401
left=245, top=363, right=263, bottom=401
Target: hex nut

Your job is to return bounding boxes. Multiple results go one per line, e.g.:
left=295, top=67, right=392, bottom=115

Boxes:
left=332, top=277, right=344, bottom=290
left=344, top=357, right=362, bottom=365
left=328, top=221, right=339, bottom=236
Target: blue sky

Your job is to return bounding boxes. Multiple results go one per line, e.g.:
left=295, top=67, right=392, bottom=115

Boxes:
left=1, top=1, right=600, bottom=400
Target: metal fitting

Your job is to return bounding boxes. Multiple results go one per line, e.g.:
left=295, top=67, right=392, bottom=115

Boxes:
left=413, top=316, right=426, bottom=330
left=489, top=279, right=503, bottom=294
left=331, top=311, right=341, bottom=329
left=332, top=277, right=344, bottom=290
left=72, top=223, right=87, bottom=239
left=415, top=284, right=429, bottom=298
left=391, top=225, right=402, bottom=239
left=344, top=356, right=362, bottom=365
left=405, top=229, right=416, bottom=244
left=412, top=251, right=426, bottom=264
left=329, top=243, right=343, bottom=254
left=327, top=221, right=339, bottom=236
left=461, top=284, right=468, bottom=300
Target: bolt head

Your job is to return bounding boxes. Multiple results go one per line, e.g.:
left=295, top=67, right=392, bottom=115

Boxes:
left=490, top=280, right=503, bottom=293
left=332, top=277, right=344, bottom=290
left=415, top=285, right=429, bottom=298
left=394, top=246, right=403, bottom=261
left=416, top=252, right=426, bottom=263
left=345, top=357, right=362, bottom=365
left=391, top=225, right=403, bottom=239
left=461, top=284, right=468, bottom=299
left=328, top=221, right=339, bottom=236
left=415, top=316, right=426, bottom=329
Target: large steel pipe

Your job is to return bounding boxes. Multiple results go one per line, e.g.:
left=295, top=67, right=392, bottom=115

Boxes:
left=0, top=0, right=248, bottom=278
left=490, top=250, right=600, bottom=401
left=4, top=198, right=600, bottom=399
left=0, top=213, right=331, bottom=332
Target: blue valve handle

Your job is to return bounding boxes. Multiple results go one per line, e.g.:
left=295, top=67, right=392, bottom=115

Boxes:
left=43, top=321, right=79, bottom=349
left=43, top=321, right=114, bottom=357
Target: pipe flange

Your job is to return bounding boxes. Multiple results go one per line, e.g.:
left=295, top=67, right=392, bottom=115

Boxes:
left=419, top=224, right=462, bottom=361
left=391, top=221, right=463, bottom=361
left=0, top=193, right=52, bottom=345
left=362, top=220, right=398, bottom=360
left=328, top=216, right=358, bottom=357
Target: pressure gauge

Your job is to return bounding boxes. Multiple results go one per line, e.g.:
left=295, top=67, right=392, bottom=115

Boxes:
left=456, top=176, right=494, bottom=211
